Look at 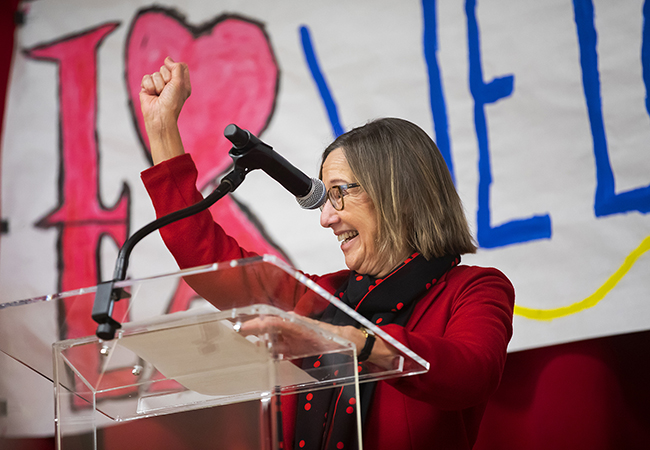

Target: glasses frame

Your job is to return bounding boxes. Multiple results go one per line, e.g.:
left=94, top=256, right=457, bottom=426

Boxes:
left=321, top=182, right=361, bottom=211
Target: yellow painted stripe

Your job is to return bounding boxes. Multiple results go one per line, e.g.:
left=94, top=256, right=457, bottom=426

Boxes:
left=514, top=235, right=650, bottom=321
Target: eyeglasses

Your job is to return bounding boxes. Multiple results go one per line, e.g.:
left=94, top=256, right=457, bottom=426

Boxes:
left=320, top=183, right=361, bottom=211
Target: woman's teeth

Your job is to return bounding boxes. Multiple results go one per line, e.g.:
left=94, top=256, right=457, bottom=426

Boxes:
left=338, top=231, right=359, bottom=244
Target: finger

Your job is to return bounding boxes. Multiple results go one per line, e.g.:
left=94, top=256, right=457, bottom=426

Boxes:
left=164, top=56, right=179, bottom=77
left=170, top=60, right=189, bottom=83
left=140, top=74, right=157, bottom=95
left=162, top=57, right=191, bottom=98
left=160, top=64, right=172, bottom=83
left=238, top=318, right=265, bottom=336
left=151, top=72, right=165, bottom=95
left=165, top=63, right=188, bottom=80
left=239, top=316, right=289, bottom=337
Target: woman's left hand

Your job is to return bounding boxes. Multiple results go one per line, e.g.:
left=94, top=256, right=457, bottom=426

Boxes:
left=238, top=314, right=355, bottom=357
left=238, top=313, right=397, bottom=366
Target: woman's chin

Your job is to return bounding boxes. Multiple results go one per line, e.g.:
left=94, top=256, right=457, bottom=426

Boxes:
left=343, top=254, right=361, bottom=274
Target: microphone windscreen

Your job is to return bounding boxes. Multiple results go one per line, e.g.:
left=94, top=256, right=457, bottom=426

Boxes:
left=296, top=178, right=327, bottom=210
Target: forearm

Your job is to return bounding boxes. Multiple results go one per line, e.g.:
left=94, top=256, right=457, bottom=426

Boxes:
left=145, top=117, right=186, bottom=164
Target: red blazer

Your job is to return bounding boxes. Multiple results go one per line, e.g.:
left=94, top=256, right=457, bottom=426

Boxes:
left=142, top=154, right=515, bottom=449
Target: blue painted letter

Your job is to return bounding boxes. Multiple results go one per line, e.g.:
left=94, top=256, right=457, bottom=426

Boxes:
left=467, top=0, right=552, bottom=248
left=573, top=0, right=650, bottom=216
left=422, top=0, right=455, bottom=183
left=641, top=0, right=650, bottom=114
left=300, top=25, right=345, bottom=138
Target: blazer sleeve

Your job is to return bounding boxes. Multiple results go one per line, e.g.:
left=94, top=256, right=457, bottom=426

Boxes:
left=381, top=267, right=515, bottom=411
left=140, top=153, right=258, bottom=268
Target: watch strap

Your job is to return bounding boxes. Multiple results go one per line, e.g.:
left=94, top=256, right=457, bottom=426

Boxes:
left=358, top=326, right=376, bottom=362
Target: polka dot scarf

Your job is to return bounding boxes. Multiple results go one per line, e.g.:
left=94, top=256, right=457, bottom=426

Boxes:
left=293, top=252, right=460, bottom=450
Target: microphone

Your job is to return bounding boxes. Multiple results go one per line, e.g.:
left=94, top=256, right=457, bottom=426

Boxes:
left=224, top=124, right=327, bottom=210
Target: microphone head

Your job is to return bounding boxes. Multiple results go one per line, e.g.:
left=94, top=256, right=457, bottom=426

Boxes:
left=296, top=178, right=327, bottom=210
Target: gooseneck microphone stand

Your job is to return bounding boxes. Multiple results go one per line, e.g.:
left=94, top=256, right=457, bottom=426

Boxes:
left=92, top=123, right=267, bottom=340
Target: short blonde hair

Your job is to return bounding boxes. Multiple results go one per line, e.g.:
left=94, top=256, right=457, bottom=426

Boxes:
left=320, top=118, right=476, bottom=262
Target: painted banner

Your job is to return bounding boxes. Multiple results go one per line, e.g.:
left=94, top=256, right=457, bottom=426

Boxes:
left=1, top=0, right=649, bottom=436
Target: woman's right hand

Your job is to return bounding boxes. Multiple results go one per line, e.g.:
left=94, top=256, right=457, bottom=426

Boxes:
left=139, top=56, right=192, bottom=164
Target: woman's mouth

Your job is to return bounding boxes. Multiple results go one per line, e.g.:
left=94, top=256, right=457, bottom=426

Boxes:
left=338, top=230, right=359, bottom=245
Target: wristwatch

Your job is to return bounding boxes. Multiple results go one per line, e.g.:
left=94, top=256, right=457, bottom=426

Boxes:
left=358, top=326, right=376, bottom=362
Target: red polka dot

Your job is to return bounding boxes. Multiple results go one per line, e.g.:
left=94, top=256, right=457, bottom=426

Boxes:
left=334, top=370, right=339, bottom=376
left=425, top=283, right=431, bottom=289
left=346, top=406, right=354, bottom=414
left=375, top=317, right=383, bottom=324
left=396, top=302, right=404, bottom=310
left=339, top=292, right=344, bottom=298
left=306, top=393, right=313, bottom=401
left=313, top=360, right=321, bottom=368
left=368, top=285, right=374, bottom=291
left=299, top=440, right=305, bottom=448
left=304, top=403, right=311, bottom=411
left=404, top=258, right=412, bottom=264
left=349, top=398, right=356, bottom=405
left=355, top=275, right=363, bottom=281
left=337, top=442, right=344, bottom=449
left=357, top=365, right=363, bottom=372
left=375, top=279, right=383, bottom=285
left=431, top=278, right=437, bottom=284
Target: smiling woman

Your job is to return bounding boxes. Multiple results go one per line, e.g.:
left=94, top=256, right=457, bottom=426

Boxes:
left=139, top=58, right=515, bottom=450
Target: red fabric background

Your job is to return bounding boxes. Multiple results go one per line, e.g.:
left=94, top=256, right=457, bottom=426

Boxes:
left=1, top=2, right=648, bottom=449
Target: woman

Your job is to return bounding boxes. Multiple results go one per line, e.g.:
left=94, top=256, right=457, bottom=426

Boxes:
left=140, top=57, right=514, bottom=450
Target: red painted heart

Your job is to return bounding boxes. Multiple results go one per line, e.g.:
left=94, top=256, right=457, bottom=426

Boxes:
left=125, top=8, right=288, bottom=264
left=125, top=8, right=279, bottom=189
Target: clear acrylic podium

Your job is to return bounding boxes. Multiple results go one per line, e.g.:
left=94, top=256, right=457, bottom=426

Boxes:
left=0, top=255, right=429, bottom=449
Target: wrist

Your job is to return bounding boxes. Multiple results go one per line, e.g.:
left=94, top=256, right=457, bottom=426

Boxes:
left=146, top=122, right=185, bottom=164
left=357, top=326, right=376, bottom=362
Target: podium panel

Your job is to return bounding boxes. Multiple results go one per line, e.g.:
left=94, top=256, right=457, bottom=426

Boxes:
left=1, top=256, right=429, bottom=449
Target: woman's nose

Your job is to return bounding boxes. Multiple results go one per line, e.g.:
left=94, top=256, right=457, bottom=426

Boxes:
left=319, top=200, right=339, bottom=228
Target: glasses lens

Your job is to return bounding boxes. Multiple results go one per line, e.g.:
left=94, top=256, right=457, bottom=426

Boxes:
left=330, top=186, right=343, bottom=210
